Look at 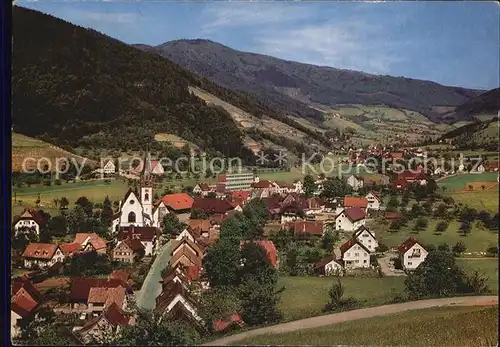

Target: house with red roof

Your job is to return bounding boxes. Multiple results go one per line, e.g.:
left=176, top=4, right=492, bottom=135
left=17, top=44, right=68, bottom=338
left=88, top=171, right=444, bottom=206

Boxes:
left=398, top=171, right=427, bottom=185
left=487, top=163, right=500, bottom=172
left=22, top=243, right=65, bottom=269
left=343, top=196, right=369, bottom=213
left=213, top=313, right=245, bottom=333
left=335, top=207, right=366, bottom=231
left=340, top=238, right=371, bottom=269
left=353, top=226, right=378, bottom=253
left=240, top=240, right=279, bottom=267
left=117, top=226, right=159, bottom=256
left=313, top=255, right=344, bottom=276
left=76, top=302, right=134, bottom=344
left=11, top=279, right=43, bottom=338
left=392, top=178, right=410, bottom=190
left=191, top=198, right=235, bottom=219
left=398, top=237, right=428, bottom=271
left=157, top=193, right=194, bottom=215
left=61, top=233, right=108, bottom=257
left=112, top=238, right=145, bottom=263
left=69, top=277, right=133, bottom=310
left=193, top=183, right=214, bottom=197
left=133, top=159, right=164, bottom=176
left=286, top=220, right=324, bottom=238
left=13, top=209, right=46, bottom=236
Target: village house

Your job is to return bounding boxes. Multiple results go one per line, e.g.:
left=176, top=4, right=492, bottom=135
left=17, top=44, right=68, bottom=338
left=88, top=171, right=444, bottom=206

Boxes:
left=293, top=180, right=304, bottom=194
left=398, top=171, right=427, bottom=185
left=191, top=198, right=235, bottom=220
left=398, top=237, right=428, bottom=271
left=192, top=183, right=214, bottom=197
left=286, top=220, right=324, bottom=239
left=487, top=163, right=499, bottom=172
left=69, top=277, right=133, bottom=312
left=304, top=197, right=326, bottom=216
left=171, top=237, right=204, bottom=269
left=240, top=240, right=279, bottom=267
left=87, top=286, right=127, bottom=316
left=102, top=159, right=116, bottom=174
left=11, top=279, right=43, bottom=338
left=352, top=226, right=378, bottom=253
left=340, top=238, right=371, bottom=269
left=392, top=178, right=410, bottom=190
left=334, top=207, right=366, bottom=231
left=472, top=164, right=486, bottom=173
left=76, top=303, right=133, bottom=344
left=364, top=191, right=381, bottom=211
left=343, top=196, right=369, bottom=213
left=346, top=175, right=364, bottom=191
left=133, top=158, right=165, bottom=176
left=13, top=209, right=45, bottom=236
left=156, top=192, right=194, bottom=216
left=61, top=233, right=108, bottom=257
left=313, top=255, right=344, bottom=276
left=117, top=226, right=159, bottom=256
left=22, top=243, right=65, bottom=269
left=187, top=219, right=218, bottom=238
left=112, top=238, right=145, bottom=263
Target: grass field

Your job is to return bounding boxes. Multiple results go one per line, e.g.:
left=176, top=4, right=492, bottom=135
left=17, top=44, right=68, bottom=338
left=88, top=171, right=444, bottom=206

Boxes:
left=236, top=306, right=498, bottom=346
left=278, top=276, right=406, bottom=321
left=447, top=190, right=499, bottom=213
left=438, top=173, right=499, bottom=191
left=370, top=219, right=498, bottom=253
left=456, top=258, right=499, bottom=292
left=12, top=179, right=130, bottom=208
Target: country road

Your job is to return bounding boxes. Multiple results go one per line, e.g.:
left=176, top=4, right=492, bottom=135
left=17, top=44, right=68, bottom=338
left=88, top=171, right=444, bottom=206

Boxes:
left=135, top=240, right=172, bottom=310
left=202, top=296, right=498, bottom=346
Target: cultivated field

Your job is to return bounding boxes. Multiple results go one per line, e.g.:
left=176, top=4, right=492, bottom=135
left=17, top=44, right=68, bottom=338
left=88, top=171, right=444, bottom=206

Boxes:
left=438, top=172, right=498, bottom=191
left=447, top=190, right=499, bottom=213
left=236, top=306, right=498, bottom=346
left=370, top=219, right=498, bottom=253
left=154, top=133, right=197, bottom=149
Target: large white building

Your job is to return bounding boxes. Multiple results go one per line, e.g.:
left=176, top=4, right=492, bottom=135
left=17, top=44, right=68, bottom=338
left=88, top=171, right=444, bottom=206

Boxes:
left=219, top=172, right=255, bottom=192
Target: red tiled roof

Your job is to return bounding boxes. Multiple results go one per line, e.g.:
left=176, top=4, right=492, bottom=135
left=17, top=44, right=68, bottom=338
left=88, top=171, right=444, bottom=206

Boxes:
left=216, top=183, right=226, bottom=194
left=109, top=270, right=131, bottom=282
left=192, top=198, right=234, bottom=214
left=171, top=247, right=203, bottom=268
left=390, top=152, right=404, bottom=160
left=122, top=238, right=145, bottom=252
left=240, top=240, right=278, bottom=266
left=88, top=286, right=126, bottom=309
left=384, top=211, right=403, bottom=220
left=289, top=220, right=324, bottom=236
left=118, top=226, right=158, bottom=242
left=392, top=178, right=409, bottom=189
left=12, top=281, right=42, bottom=303
left=218, top=174, right=226, bottom=183
left=340, top=238, right=370, bottom=255
left=172, top=237, right=204, bottom=257
left=104, top=302, right=131, bottom=326
left=398, top=237, right=423, bottom=254
left=69, top=278, right=132, bottom=301
left=157, top=193, right=194, bottom=211
left=306, top=197, right=325, bottom=209
left=11, top=294, right=38, bottom=318
left=344, top=196, right=368, bottom=208
left=213, top=313, right=244, bottom=332
left=231, top=191, right=250, bottom=201
left=22, top=243, right=59, bottom=259
left=344, top=207, right=366, bottom=222
left=74, top=233, right=107, bottom=251
left=251, top=180, right=273, bottom=189
left=487, top=163, right=499, bottom=170
left=186, top=265, right=201, bottom=281
left=188, top=219, right=212, bottom=233
left=398, top=171, right=426, bottom=181
left=60, top=242, right=81, bottom=256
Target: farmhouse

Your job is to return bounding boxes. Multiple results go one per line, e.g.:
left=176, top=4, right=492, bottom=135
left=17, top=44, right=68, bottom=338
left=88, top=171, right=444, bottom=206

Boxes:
left=117, top=226, right=159, bottom=256
left=364, top=191, right=381, bottom=210
left=398, top=237, right=428, bottom=271
left=313, top=255, right=343, bottom=276
left=346, top=175, right=364, bottom=191
left=335, top=207, right=366, bottom=231
left=112, top=238, right=145, bottom=263
left=286, top=220, right=324, bottom=238
left=11, top=279, right=43, bottom=338
left=340, top=238, right=371, bottom=269
left=157, top=193, right=194, bottom=214
left=102, top=159, right=116, bottom=174
left=13, top=209, right=45, bottom=236
left=69, top=277, right=133, bottom=311
left=352, top=226, right=378, bottom=253
left=22, top=243, right=65, bottom=269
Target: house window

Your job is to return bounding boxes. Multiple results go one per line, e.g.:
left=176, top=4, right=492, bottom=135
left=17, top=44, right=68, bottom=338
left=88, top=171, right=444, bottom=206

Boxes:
left=408, top=262, right=413, bottom=266
left=145, top=193, right=149, bottom=201
left=363, top=260, right=367, bottom=263
left=355, top=260, right=359, bottom=263
left=128, top=212, right=136, bottom=223
left=354, top=253, right=359, bottom=256
left=130, top=199, right=135, bottom=205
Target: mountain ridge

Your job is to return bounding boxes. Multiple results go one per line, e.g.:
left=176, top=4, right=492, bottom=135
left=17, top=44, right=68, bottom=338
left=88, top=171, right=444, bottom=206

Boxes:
left=137, top=39, right=485, bottom=123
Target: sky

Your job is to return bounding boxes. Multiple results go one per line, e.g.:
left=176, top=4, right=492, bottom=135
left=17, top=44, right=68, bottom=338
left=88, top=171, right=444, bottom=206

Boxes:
left=16, top=1, right=500, bottom=90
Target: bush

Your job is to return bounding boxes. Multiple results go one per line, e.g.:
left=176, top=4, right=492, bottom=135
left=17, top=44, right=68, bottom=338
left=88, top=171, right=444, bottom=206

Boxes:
left=323, top=279, right=359, bottom=312
left=462, top=271, right=489, bottom=295
left=435, top=221, right=449, bottom=233
left=375, top=243, right=389, bottom=253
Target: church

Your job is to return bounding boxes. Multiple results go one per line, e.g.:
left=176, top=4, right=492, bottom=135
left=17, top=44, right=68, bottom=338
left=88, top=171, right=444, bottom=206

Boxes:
left=111, top=151, right=169, bottom=232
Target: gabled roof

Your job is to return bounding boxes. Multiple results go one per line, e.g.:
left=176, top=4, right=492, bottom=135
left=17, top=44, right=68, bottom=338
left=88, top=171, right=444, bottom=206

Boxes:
left=74, top=233, right=107, bottom=251
left=384, top=211, right=403, bottom=220
left=188, top=219, right=212, bottom=233
left=398, top=237, right=424, bottom=254
left=196, top=183, right=210, bottom=191
left=192, top=198, right=234, bottom=214
left=69, top=277, right=132, bottom=301
left=340, top=238, right=371, bottom=255
left=22, top=243, right=60, bottom=259
left=390, top=152, right=404, bottom=160
left=120, top=238, right=145, bottom=252
left=344, top=207, right=366, bottom=222
left=79, top=302, right=131, bottom=334
left=353, top=225, right=376, bottom=240
left=157, top=193, right=194, bottom=211
left=11, top=293, right=38, bottom=318
left=231, top=191, right=250, bottom=201
left=313, top=255, right=343, bottom=269
left=88, top=286, right=126, bottom=309
left=156, top=279, right=197, bottom=312
left=172, top=236, right=204, bottom=257
left=306, top=197, right=325, bottom=209
left=251, top=180, right=273, bottom=188
left=59, top=242, right=81, bottom=256
left=109, top=270, right=131, bottom=282
left=171, top=246, right=203, bottom=268
left=288, top=220, right=324, bottom=236
left=365, top=191, right=381, bottom=200
left=12, top=280, right=42, bottom=303
left=344, top=196, right=368, bottom=208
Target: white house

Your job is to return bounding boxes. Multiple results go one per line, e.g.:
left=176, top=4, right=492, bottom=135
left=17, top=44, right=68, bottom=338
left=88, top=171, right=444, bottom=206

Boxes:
left=346, top=175, right=364, bottom=191
left=192, top=183, right=213, bottom=197
left=176, top=228, right=196, bottom=242
left=472, top=164, right=485, bottom=173
left=313, top=255, right=344, bottom=276
left=340, top=238, right=371, bottom=269
left=117, top=226, right=159, bottom=256
left=335, top=207, right=366, bottom=232
left=102, top=160, right=116, bottom=174
left=293, top=180, right=304, bottom=194
left=398, top=237, right=428, bottom=271
left=151, top=201, right=169, bottom=229
left=22, top=243, right=65, bottom=269
left=353, top=226, right=378, bottom=253
left=13, top=210, right=41, bottom=236
left=364, top=192, right=381, bottom=211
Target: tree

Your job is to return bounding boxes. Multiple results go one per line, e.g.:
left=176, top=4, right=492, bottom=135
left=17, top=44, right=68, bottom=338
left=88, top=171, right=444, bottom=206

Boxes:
left=459, top=221, right=472, bottom=236
left=320, top=230, right=337, bottom=252
left=47, top=215, right=68, bottom=237
left=115, top=309, right=199, bottom=346
left=52, top=198, right=60, bottom=208
left=162, top=214, right=185, bottom=237
left=303, top=174, right=316, bottom=197
left=242, top=199, right=269, bottom=239
left=219, top=213, right=253, bottom=241
left=404, top=250, right=466, bottom=299
left=435, top=220, right=449, bottom=233
left=190, top=208, right=208, bottom=220
left=203, top=239, right=241, bottom=287
left=401, top=191, right=410, bottom=206
left=426, top=179, right=438, bottom=196
left=460, top=207, right=477, bottom=223
left=387, top=196, right=399, bottom=211
left=434, top=203, right=447, bottom=218
left=285, top=248, right=299, bottom=276
left=59, top=196, right=69, bottom=210
left=75, top=196, right=94, bottom=217
left=320, top=177, right=349, bottom=200
left=269, top=228, right=294, bottom=251
left=452, top=241, right=467, bottom=256
left=323, top=279, right=357, bottom=312
left=239, top=242, right=277, bottom=285
left=199, top=286, right=241, bottom=332
left=375, top=243, right=389, bottom=253
left=237, top=277, right=283, bottom=326
left=437, top=243, right=450, bottom=252
left=414, top=218, right=428, bottom=231
left=63, top=251, right=112, bottom=276
left=389, top=219, right=402, bottom=232
left=101, top=196, right=114, bottom=227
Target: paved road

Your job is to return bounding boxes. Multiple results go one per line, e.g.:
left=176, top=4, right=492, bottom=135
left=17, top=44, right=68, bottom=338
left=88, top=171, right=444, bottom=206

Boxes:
left=135, top=240, right=172, bottom=311
left=202, top=296, right=498, bottom=346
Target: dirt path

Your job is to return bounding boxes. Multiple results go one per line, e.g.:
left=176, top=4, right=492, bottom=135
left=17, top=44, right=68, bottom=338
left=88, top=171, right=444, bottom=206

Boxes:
left=202, top=296, right=498, bottom=346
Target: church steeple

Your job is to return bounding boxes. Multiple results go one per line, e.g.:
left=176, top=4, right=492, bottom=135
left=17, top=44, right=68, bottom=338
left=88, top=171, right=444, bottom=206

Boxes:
left=140, top=148, right=153, bottom=218
left=141, top=148, right=153, bottom=186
